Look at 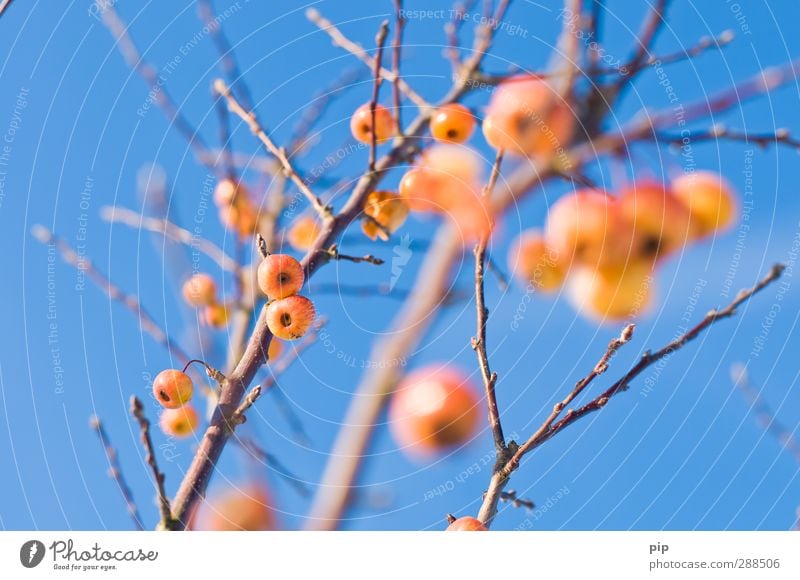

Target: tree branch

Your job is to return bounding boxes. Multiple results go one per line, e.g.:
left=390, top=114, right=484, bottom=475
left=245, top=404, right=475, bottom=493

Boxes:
left=130, top=396, right=176, bottom=530
left=90, top=415, right=144, bottom=531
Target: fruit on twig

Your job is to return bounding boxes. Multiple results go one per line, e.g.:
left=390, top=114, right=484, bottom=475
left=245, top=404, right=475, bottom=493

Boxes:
left=287, top=215, right=321, bottom=251
left=182, top=273, right=217, bottom=307
left=350, top=103, right=395, bottom=144
left=203, top=302, right=231, bottom=328
left=545, top=189, right=626, bottom=269
left=508, top=229, right=566, bottom=292
left=266, top=295, right=316, bottom=340
left=446, top=516, right=487, bottom=531
left=200, top=483, right=275, bottom=531
left=567, top=262, right=654, bottom=322
left=257, top=254, right=305, bottom=299
left=159, top=405, right=200, bottom=438
left=389, top=365, right=480, bottom=455
left=483, top=75, right=574, bottom=158
left=617, top=181, right=697, bottom=260
left=430, top=103, right=476, bottom=144
left=153, top=369, right=194, bottom=409
left=672, top=171, right=738, bottom=237
left=362, top=190, right=409, bottom=241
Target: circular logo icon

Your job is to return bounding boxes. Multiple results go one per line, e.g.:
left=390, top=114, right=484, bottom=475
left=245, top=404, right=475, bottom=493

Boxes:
left=20, top=540, right=46, bottom=568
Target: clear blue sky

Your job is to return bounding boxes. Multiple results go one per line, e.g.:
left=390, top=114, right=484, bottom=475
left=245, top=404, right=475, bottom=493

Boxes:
left=0, top=0, right=798, bottom=531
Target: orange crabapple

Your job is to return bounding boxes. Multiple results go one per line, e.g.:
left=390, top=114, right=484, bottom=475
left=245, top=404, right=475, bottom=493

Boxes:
left=671, top=171, right=738, bottom=238
left=257, top=253, right=305, bottom=299
left=446, top=516, right=487, bottom=531
left=482, top=75, right=575, bottom=158
left=544, top=188, right=628, bottom=270
left=153, top=369, right=193, bottom=409
left=159, top=404, right=200, bottom=438
left=287, top=215, right=321, bottom=251
left=419, top=143, right=483, bottom=186
left=266, top=295, right=316, bottom=340
left=430, top=103, right=476, bottom=144
left=567, top=261, right=655, bottom=322
left=388, top=365, right=480, bottom=456
left=181, top=273, right=217, bottom=307
left=219, top=202, right=259, bottom=238
left=362, top=190, right=410, bottom=241
left=203, top=302, right=231, bottom=328
left=199, top=483, right=275, bottom=531
left=267, top=337, right=284, bottom=361
left=507, top=229, right=566, bottom=293
left=445, top=188, right=494, bottom=243
left=212, top=178, right=243, bottom=207
left=350, top=103, right=395, bottom=144
left=617, top=181, right=698, bottom=260
left=398, top=167, right=443, bottom=213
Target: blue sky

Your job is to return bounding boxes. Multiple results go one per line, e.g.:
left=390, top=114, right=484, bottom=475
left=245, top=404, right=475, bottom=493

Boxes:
left=0, top=0, right=798, bottom=531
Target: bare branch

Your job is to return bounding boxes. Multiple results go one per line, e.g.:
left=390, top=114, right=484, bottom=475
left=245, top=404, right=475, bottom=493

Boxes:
left=197, top=0, right=254, bottom=111
left=654, top=125, right=800, bottom=151
left=0, top=0, right=14, bottom=19
left=129, top=396, right=176, bottom=530
left=321, top=244, right=385, bottom=265
left=214, top=78, right=331, bottom=219
left=731, top=364, right=800, bottom=465
left=100, top=206, right=237, bottom=272
left=100, top=6, right=214, bottom=173
left=31, top=225, right=191, bottom=365
left=391, top=1, right=406, bottom=131
left=90, top=415, right=144, bottom=530
left=472, top=151, right=506, bottom=459
left=306, top=8, right=429, bottom=109
left=369, top=21, right=390, bottom=173
left=232, top=436, right=310, bottom=497
left=509, top=265, right=785, bottom=471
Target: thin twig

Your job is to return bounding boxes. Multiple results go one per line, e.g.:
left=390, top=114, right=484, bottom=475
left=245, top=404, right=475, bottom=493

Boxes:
left=31, top=225, right=191, bottom=364
left=731, top=364, right=800, bottom=465
left=322, top=244, right=385, bottom=265
left=369, top=21, right=390, bottom=173
left=197, top=0, right=254, bottom=111
left=498, top=489, right=535, bottom=511
left=90, top=415, right=144, bottom=530
left=654, top=125, right=800, bottom=151
left=391, top=0, right=405, bottom=131
left=614, top=0, right=669, bottom=93
left=214, top=79, right=331, bottom=219
left=472, top=151, right=506, bottom=459
left=518, top=265, right=785, bottom=465
left=0, top=0, right=13, bottom=19
left=100, top=206, right=237, bottom=271
left=289, top=68, right=363, bottom=156
left=306, top=8, right=429, bottom=109
left=232, top=436, right=311, bottom=497
left=130, top=396, right=176, bottom=529
left=100, top=6, right=214, bottom=173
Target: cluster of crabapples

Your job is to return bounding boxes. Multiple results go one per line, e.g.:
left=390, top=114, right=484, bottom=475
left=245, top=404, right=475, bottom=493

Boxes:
left=508, top=172, right=738, bottom=321
left=343, top=76, right=737, bottom=320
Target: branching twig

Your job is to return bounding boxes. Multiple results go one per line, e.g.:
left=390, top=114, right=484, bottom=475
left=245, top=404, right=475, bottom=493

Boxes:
left=498, top=489, right=535, bottom=511
left=101, top=6, right=214, bottom=173
left=90, top=415, right=144, bottom=530
left=214, top=79, right=331, bottom=219
left=474, top=265, right=785, bottom=527
left=100, top=206, right=237, bottom=272
left=322, top=244, right=385, bottom=265
left=232, top=436, right=310, bottom=497
left=731, top=364, right=800, bottom=465
left=31, top=225, right=191, bottom=365
left=306, top=8, right=429, bottom=109
left=197, top=0, right=254, bottom=111
left=654, top=125, right=800, bottom=151
left=391, top=0, right=405, bottom=131
left=472, top=151, right=506, bottom=459
left=130, top=396, right=176, bottom=529
left=369, top=21, right=390, bottom=173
